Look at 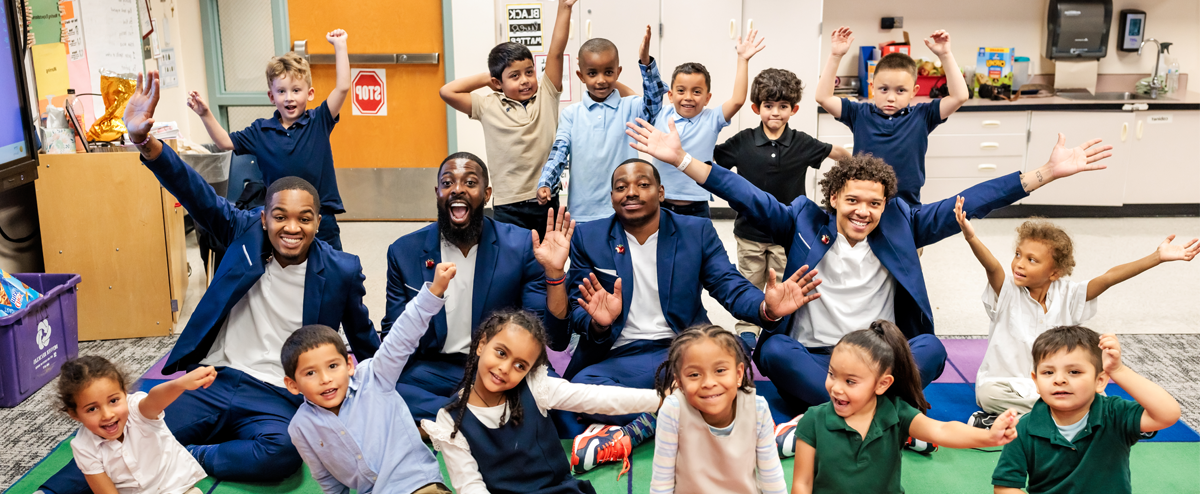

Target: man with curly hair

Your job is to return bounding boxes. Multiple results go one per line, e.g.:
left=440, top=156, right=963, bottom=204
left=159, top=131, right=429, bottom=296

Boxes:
left=625, top=118, right=1111, bottom=446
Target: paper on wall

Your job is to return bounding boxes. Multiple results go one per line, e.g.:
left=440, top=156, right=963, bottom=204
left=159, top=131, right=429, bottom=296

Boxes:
left=1055, top=60, right=1099, bottom=94
left=58, top=0, right=83, bottom=61
left=79, top=0, right=142, bottom=118
left=507, top=4, right=543, bottom=52
left=31, top=42, right=68, bottom=102
left=29, top=0, right=61, bottom=45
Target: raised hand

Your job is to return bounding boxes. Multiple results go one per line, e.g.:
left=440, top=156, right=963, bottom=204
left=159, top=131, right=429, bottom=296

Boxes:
left=326, top=28, right=348, bottom=47
left=1046, top=133, right=1112, bottom=180
left=735, top=28, right=766, bottom=61
left=988, top=409, right=1020, bottom=446
left=1099, top=333, right=1124, bottom=376
left=954, top=196, right=977, bottom=240
left=176, top=366, right=217, bottom=391
left=1156, top=234, right=1200, bottom=262
left=560, top=0, right=577, bottom=7
left=763, top=265, right=822, bottom=320
left=186, top=91, right=210, bottom=117
left=123, top=71, right=161, bottom=143
left=924, top=30, right=952, bottom=56
left=830, top=27, right=854, bottom=57
left=578, top=273, right=622, bottom=328
left=639, top=25, right=652, bottom=65
left=431, top=262, right=457, bottom=298
left=532, top=208, right=574, bottom=278
left=627, top=118, right=685, bottom=166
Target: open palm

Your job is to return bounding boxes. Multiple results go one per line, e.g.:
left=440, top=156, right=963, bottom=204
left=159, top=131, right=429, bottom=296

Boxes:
left=578, top=273, right=622, bottom=327
left=123, top=71, right=161, bottom=142
left=1046, top=133, right=1112, bottom=179
left=763, top=265, right=822, bottom=319
left=627, top=118, right=685, bottom=166
left=1157, top=234, right=1200, bottom=262
left=532, top=208, right=574, bottom=275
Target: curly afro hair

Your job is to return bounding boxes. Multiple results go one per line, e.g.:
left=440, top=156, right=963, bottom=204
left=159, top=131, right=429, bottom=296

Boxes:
left=750, top=68, right=803, bottom=106
left=817, top=154, right=898, bottom=212
left=1015, top=219, right=1076, bottom=276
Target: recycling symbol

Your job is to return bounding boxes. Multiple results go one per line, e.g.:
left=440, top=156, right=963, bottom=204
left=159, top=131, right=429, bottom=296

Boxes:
left=36, top=319, right=51, bottom=350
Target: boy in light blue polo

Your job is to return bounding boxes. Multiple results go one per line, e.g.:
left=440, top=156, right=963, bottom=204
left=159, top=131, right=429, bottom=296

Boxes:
left=282, top=263, right=459, bottom=494
left=650, top=29, right=765, bottom=218
left=535, top=27, right=668, bottom=222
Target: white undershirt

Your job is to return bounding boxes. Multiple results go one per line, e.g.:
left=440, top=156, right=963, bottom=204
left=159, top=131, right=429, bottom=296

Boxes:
left=440, top=241, right=478, bottom=355
left=202, top=259, right=306, bottom=388
left=613, top=231, right=674, bottom=348
left=790, top=235, right=895, bottom=347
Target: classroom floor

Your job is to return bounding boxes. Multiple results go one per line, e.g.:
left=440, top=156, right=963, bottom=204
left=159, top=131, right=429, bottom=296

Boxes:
left=4, top=216, right=1199, bottom=490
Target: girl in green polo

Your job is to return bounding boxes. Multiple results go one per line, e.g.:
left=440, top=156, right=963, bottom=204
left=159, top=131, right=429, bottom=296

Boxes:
left=790, top=321, right=1021, bottom=493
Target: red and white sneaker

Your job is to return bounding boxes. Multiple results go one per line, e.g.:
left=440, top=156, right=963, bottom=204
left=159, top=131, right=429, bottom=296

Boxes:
left=774, top=414, right=802, bottom=458
left=904, top=436, right=938, bottom=454
left=571, top=424, right=632, bottom=477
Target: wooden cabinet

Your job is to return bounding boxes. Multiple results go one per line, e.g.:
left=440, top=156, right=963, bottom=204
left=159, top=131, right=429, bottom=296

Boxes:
left=1121, top=111, right=1200, bottom=204
left=1023, top=111, right=1130, bottom=206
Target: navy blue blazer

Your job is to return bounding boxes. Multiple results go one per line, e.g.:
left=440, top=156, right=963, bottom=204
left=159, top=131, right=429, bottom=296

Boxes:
left=383, top=218, right=568, bottom=356
left=145, top=146, right=379, bottom=374
left=562, top=209, right=771, bottom=379
left=701, top=164, right=1028, bottom=352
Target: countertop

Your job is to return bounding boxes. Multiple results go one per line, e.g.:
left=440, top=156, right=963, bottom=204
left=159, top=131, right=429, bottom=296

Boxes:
left=819, top=91, right=1200, bottom=113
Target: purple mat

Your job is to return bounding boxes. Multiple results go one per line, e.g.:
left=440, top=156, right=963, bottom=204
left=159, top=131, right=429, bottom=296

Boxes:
left=141, top=354, right=185, bottom=380
left=935, top=338, right=990, bottom=384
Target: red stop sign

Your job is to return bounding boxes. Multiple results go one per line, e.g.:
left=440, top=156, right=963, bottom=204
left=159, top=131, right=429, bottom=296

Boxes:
left=352, top=70, right=386, bottom=115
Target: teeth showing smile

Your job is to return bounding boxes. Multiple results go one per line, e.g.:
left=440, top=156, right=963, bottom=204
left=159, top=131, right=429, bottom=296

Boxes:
left=100, top=420, right=120, bottom=436
left=321, top=388, right=338, bottom=399
left=850, top=218, right=868, bottom=228
left=449, top=201, right=469, bottom=221
left=280, top=237, right=302, bottom=248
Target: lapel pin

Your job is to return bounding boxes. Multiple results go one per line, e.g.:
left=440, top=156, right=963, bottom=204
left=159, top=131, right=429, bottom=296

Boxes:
left=425, top=259, right=435, bottom=268
left=821, top=234, right=830, bottom=245
left=616, top=245, right=626, bottom=254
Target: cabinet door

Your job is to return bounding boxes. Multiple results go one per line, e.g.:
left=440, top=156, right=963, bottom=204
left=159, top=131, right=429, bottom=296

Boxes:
left=1023, top=111, right=1130, bottom=206
left=660, top=0, right=743, bottom=140
left=494, top=1, right=582, bottom=105
left=737, top=0, right=823, bottom=137
left=1123, top=111, right=1200, bottom=204
left=577, top=0, right=662, bottom=102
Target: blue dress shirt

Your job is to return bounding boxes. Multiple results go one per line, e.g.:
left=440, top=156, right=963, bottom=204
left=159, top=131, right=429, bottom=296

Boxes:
left=652, top=106, right=731, bottom=201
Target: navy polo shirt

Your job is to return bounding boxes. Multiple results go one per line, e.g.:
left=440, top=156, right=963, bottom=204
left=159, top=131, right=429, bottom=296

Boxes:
left=229, top=100, right=345, bottom=214
left=713, top=124, right=832, bottom=244
left=838, top=98, right=944, bottom=205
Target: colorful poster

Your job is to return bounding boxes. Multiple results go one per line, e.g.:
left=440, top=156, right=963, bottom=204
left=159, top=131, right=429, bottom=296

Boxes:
left=31, top=42, right=69, bottom=101
left=507, top=4, right=543, bottom=52
left=29, top=0, right=62, bottom=45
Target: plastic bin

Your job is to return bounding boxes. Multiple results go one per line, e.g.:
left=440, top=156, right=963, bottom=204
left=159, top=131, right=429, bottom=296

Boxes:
left=0, top=273, right=82, bottom=407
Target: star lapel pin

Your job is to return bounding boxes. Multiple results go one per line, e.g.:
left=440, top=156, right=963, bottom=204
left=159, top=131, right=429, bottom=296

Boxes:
left=425, top=259, right=435, bottom=268
left=616, top=245, right=626, bottom=254
left=821, top=234, right=830, bottom=245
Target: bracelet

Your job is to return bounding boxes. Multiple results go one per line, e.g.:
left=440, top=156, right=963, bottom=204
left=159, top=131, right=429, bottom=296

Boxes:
left=760, top=301, right=782, bottom=322
left=132, top=134, right=151, bottom=147
left=676, top=153, right=693, bottom=172
left=545, top=273, right=568, bottom=285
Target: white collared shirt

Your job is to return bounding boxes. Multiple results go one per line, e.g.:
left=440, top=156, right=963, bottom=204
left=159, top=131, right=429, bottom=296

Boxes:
left=790, top=234, right=896, bottom=346
left=440, top=241, right=479, bottom=354
left=614, top=231, right=674, bottom=348
left=70, top=392, right=207, bottom=494
left=976, top=276, right=1098, bottom=397
left=202, top=259, right=306, bottom=388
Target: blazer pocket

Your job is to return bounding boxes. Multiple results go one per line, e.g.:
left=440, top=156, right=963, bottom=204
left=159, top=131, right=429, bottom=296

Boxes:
left=594, top=268, right=617, bottom=277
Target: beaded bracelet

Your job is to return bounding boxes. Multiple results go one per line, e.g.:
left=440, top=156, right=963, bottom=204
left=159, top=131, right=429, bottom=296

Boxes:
left=545, top=273, right=568, bottom=285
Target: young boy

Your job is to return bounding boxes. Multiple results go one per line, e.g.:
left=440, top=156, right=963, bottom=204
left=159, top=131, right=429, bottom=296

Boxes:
left=535, top=26, right=669, bottom=223
left=815, top=27, right=969, bottom=205
left=440, top=0, right=575, bottom=238
left=954, top=200, right=1198, bottom=425
left=712, top=68, right=850, bottom=341
left=651, top=29, right=765, bottom=218
left=283, top=263, right=458, bottom=494
left=188, top=29, right=352, bottom=250
left=992, top=326, right=1181, bottom=494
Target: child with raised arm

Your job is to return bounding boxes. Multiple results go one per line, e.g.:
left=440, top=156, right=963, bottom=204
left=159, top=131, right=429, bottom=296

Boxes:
left=59, top=357, right=216, bottom=494
left=536, top=26, right=669, bottom=222
left=187, top=29, right=352, bottom=250
left=992, top=327, right=1181, bottom=494
left=814, top=27, right=969, bottom=205
left=283, top=263, right=457, bottom=494
left=651, top=30, right=765, bottom=218
left=954, top=198, right=1198, bottom=426
left=439, top=0, right=575, bottom=238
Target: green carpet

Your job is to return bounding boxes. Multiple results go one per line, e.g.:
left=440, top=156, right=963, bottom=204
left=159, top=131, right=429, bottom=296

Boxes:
left=7, top=440, right=1198, bottom=493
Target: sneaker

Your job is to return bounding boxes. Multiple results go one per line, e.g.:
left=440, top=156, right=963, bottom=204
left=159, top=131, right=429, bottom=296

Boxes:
left=774, top=414, right=802, bottom=458
left=1139, top=430, right=1158, bottom=440
left=904, top=436, right=938, bottom=454
left=571, top=424, right=632, bottom=477
left=968, top=411, right=999, bottom=430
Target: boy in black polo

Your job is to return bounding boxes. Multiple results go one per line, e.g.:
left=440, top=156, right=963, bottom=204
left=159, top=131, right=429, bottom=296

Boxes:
left=712, top=68, right=848, bottom=342
left=187, top=29, right=353, bottom=250
left=992, top=326, right=1180, bottom=494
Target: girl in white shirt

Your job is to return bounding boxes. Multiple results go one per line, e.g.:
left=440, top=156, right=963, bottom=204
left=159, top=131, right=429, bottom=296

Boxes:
left=421, top=309, right=660, bottom=494
left=649, top=324, right=787, bottom=494
left=58, top=356, right=216, bottom=494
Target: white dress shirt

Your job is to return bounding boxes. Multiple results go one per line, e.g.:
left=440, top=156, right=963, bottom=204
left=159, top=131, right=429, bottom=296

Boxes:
left=790, top=235, right=896, bottom=347
left=203, top=259, right=306, bottom=388
left=440, top=241, right=479, bottom=355
left=613, top=231, right=674, bottom=348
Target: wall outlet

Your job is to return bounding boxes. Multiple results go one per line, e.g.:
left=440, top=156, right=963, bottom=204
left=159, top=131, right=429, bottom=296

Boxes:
left=881, top=16, right=904, bottom=30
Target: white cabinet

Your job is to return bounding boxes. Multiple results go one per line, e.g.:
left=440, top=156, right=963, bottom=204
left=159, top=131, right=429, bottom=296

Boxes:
left=736, top=0, right=824, bottom=138
left=659, top=0, right=745, bottom=141
left=923, top=111, right=1029, bottom=202
left=1121, top=111, right=1200, bottom=204
left=577, top=0, right=662, bottom=99
left=1023, top=111, right=1130, bottom=206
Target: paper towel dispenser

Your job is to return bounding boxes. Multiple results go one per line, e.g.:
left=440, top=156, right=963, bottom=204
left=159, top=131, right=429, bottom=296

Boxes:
left=1046, top=0, right=1112, bottom=59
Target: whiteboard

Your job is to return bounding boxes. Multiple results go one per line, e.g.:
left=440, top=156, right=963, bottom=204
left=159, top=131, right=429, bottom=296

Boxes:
left=79, top=0, right=143, bottom=118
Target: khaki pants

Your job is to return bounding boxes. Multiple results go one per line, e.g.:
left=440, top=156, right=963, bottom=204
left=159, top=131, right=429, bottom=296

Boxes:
left=185, top=488, right=204, bottom=494
left=734, top=236, right=787, bottom=336
left=413, top=482, right=453, bottom=494
left=976, top=380, right=1040, bottom=415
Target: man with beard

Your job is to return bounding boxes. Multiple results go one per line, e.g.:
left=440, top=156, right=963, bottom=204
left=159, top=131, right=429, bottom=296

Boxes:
left=38, top=71, right=380, bottom=494
left=383, top=152, right=567, bottom=422
left=542, top=158, right=822, bottom=473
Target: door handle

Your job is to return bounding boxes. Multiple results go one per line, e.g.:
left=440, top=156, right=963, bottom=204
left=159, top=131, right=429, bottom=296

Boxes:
left=842, top=143, right=854, bottom=151
left=981, top=120, right=1001, bottom=128
left=1121, top=122, right=1128, bottom=142
left=729, top=19, right=736, bottom=39
left=292, top=40, right=437, bottom=64
left=1137, top=120, right=1144, bottom=140
left=980, top=142, right=1000, bottom=150
left=586, top=20, right=591, bottom=39
left=569, top=19, right=575, bottom=39
left=747, top=19, right=754, bottom=33
left=978, top=164, right=997, bottom=171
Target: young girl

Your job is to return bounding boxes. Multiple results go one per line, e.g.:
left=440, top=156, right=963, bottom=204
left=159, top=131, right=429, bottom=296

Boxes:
left=650, top=325, right=787, bottom=494
left=58, top=356, right=218, bottom=494
left=421, top=309, right=660, bottom=494
left=791, top=321, right=1019, bottom=494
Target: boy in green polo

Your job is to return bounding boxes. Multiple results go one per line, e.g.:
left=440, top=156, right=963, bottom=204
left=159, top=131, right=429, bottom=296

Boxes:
left=992, top=326, right=1181, bottom=494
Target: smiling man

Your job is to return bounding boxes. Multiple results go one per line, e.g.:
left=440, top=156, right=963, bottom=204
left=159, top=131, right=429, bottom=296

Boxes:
left=383, top=152, right=567, bottom=423
left=38, top=71, right=379, bottom=494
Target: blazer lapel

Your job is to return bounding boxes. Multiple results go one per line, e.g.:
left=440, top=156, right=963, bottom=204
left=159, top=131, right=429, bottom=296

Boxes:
left=301, top=244, right=326, bottom=324
left=656, top=210, right=676, bottom=323
left=422, top=227, right=447, bottom=348
left=803, top=214, right=839, bottom=269
left=609, top=219, right=634, bottom=331
left=473, top=219, right=499, bottom=331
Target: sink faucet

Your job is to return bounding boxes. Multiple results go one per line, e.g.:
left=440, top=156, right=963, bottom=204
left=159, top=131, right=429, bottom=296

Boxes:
left=1139, top=38, right=1163, bottom=99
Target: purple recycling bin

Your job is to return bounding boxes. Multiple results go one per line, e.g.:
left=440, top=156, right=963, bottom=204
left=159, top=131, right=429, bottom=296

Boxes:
left=0, top=273, right=82, bottom=407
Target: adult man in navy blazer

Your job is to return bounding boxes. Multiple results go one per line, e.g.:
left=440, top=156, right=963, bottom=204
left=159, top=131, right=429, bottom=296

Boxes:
left=39, top=72, right=380, bottom=494
left=383, top=152, right=567, bottom=422
left=626, top=118, right=1111, bottom=410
